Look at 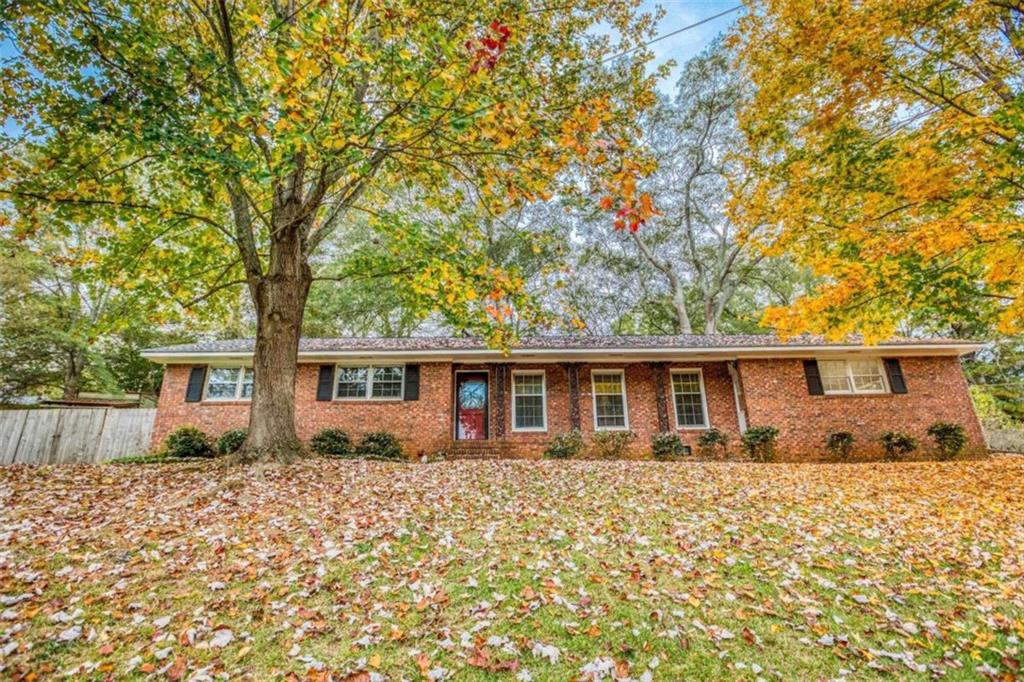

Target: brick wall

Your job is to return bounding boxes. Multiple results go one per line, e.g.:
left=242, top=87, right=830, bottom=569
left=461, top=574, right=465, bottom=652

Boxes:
left=151, top=355, right=984, bottom=461
left=451, top=361, right=740, bottom=458
left=738, top=356, right=986, bottom=460
left=152, top=362, right=453, bottom=456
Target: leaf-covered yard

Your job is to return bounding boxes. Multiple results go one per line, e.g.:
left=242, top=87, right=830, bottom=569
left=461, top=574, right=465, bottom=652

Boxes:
left=1, top=459, right=1022, bottom=681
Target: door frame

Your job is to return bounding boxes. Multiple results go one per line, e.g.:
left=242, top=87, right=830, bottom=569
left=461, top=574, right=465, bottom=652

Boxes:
left=453, top=369, right=490, bottom=440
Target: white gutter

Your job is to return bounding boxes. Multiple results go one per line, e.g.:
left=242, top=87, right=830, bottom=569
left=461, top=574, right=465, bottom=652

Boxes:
left=141, top=342, right=983, bottom=364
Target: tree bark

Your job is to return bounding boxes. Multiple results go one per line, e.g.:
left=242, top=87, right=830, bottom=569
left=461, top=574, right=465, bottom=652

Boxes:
left=61, top=349, right=85, bottom=399
left=668, top=272, right=693, bottom=334
left=239, top=222, right=312, bottom=462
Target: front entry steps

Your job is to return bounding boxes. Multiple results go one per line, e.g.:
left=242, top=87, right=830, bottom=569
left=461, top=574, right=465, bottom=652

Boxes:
left=447, top=440, right=518, bottom=460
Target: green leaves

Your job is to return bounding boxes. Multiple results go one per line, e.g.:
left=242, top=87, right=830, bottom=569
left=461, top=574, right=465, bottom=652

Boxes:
left=732, top=0, right=1024, bottom=339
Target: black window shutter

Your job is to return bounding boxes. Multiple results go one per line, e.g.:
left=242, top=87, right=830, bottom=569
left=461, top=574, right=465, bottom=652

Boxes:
left=316, top=365, right=335, bottom=401
left=403, top=364, right=420, bottom=400
left=185, top=366, right=207, bottom=402
left=803, top=360, right=824, bottom=395
left=884, top=358, right=908, bottom=394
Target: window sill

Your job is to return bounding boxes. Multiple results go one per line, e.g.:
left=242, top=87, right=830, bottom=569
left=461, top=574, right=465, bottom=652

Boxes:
left=594, top=426, right=630, bottom=432
left=201, top=399, right=251, bottom=405
left=332, top=397, right=405, bottom=402
left=512, top=427, right=547, bottom=433
left=676, top=425, right=710, bottom=431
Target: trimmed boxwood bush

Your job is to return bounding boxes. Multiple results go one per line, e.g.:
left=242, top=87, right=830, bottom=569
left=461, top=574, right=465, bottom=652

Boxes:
left=927, top=422, right=967, bottom=460
left=651, top=432, right=687, bottom=461
left=544, top=430, right=583, bottom=459
left=697, top=428, right=728, bottom=459
left=310, top=428, right=352, bottom=457
left=216, top=428, right=247, bottom=455
left=741, top=425, right=779, bottom=462
left=825, top=431, right=855, bottom=459
left=881, top=431, right=917, bottom=460
left=355, top=431, right=404, bottom=460
left=163, top=426, right=213, bottom=459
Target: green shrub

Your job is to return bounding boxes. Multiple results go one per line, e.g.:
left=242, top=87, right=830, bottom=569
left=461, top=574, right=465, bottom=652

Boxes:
left=355, top=431, right=405, bottom=460
left=544, top=429, right=584, bottom=459
left=697, top=428, right=728, bottom=459
left=825, top=431, right=855, bottom=459
left=880, top=431, right=916, bottom=460
left=927, top=422, right=967, bottom=460
left=741, top=425, right=779, bottom=462
left=310, top=428, right=353, bottom=457
left=216, top=428, right=247, bottom=455
left=589, top=430, right=635, bottom=459
left=651, top=432, right=687, bottom=461
left=163, top=426, right=213, bottom=458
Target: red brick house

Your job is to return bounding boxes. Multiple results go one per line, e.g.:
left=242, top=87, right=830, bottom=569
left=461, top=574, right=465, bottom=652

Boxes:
left=142, top=335, right=986, bottom=460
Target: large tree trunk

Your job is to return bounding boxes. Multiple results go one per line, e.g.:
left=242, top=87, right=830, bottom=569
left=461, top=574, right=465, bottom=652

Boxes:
left=668, top=272, right=693, bottom=334
left=703, top=296, right=718, bottom=335
left=61, top=349, right=85, bottom=399
left=240, top=225, right=312, bottom=462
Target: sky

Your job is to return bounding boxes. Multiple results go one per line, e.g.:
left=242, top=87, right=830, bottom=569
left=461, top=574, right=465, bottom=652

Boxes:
left=639, top=0, right=742, bottom=92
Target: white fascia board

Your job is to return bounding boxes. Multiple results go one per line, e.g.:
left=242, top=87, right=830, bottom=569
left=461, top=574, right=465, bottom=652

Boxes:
left=141, top=342, right=983, bottom=365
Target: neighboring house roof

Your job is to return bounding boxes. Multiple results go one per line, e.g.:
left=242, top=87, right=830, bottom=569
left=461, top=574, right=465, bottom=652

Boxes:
left=142, top=334, right=982, bottom=363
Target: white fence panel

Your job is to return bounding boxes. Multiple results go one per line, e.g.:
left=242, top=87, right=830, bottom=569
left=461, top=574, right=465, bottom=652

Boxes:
left=0, top=408, right=155, bottom=465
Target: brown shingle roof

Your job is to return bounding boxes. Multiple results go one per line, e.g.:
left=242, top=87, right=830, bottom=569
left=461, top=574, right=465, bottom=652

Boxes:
left=144, top=333, right=976, bottom=356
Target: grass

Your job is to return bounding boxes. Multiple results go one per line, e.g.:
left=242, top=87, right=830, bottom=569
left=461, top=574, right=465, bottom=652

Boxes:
left=1, top=458, right=1022, bottom=680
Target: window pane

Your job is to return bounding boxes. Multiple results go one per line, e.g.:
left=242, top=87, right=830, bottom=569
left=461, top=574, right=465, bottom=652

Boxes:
left=592, top=372, right=623, bottom=394
left=207, top=367, right=241, bottom=399
left=240, top=368, right=254, bottom=398
left=818, top=360, right=846, bottom=377
left=672, top=372, right=706, bottom=427
left=336, top=367, right=368, bottom=398
left=818, top=360, right=852, bottom=392
left=594, top=395, right=626, bottom=427
left=370, top=366, right=404, bottom=398
left=850, top=361, right=885, bottom=392
left=672, top=372, right=701, bottom=395
left=514, top=396, right=544, bottom=428
left=593, top=372, right=626, bottom=428
left=513, top=374, right=544, bottom=395
left=513, top=374, right=545, bottom=429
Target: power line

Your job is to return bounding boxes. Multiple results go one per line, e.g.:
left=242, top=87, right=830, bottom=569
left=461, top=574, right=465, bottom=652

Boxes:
left=602, top=5, right=744, bottom=63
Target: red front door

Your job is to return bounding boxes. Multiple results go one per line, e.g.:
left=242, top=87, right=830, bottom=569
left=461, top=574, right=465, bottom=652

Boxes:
left=456, top=373, right=488, bottom=440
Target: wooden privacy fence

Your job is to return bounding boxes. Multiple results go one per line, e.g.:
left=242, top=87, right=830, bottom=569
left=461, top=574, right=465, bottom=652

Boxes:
left=983, top=420, right=1024, bottom=454
left=0, top=408, right=155, bottom=465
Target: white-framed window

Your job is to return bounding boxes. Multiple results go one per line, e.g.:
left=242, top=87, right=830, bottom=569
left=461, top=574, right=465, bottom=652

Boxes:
left=204, top=366, right=254, bottom=401
left=671, top=369, right=709, bottom=429
left=817, top=359, right=888, bottom=394
left=334, top=365, right=405, bottom=400
left=591, top=369, right=628, bottom=430
left=512, top=370, right=546, bottom=431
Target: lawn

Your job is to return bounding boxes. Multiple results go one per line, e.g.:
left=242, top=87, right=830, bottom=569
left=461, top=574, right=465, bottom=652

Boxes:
left=1, top=459, right=1022, bottom=681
